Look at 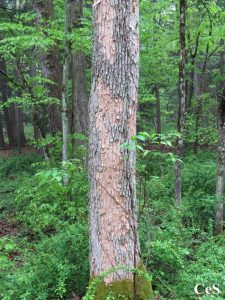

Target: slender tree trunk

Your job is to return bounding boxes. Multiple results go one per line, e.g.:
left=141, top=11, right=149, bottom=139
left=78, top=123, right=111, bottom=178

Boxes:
left=15, top=104, right=22, bottom=153
left=62, top=0, right=70, bottom=185
left=34, top=0, right=62, bottom=136
left=89, top=1, right=150, bottom=297
left=194, top=63, right=206, bottom=153
left=215, top=39, right=225, bottom=235
left=187, top=32, right=200, bottom=111
left=175, top=0, right=186, bottom=206
left=155, top=84, right=161, bottom=135
left=18, top=106, right=26, bottom=145
left=30, top=62, right=41, bottom=141
left=187, top=59, right=195, bottom=110
left=70, top=0, right=89, bottom=135
left=13, top=65, right=26, bottom=152
left=72, top=52, right=89, bottom=135
left=0, top=113, right=4, bottom=149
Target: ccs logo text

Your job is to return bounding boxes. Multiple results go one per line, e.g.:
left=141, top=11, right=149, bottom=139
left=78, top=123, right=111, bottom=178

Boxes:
left=194, top=284, right=220, bottom=296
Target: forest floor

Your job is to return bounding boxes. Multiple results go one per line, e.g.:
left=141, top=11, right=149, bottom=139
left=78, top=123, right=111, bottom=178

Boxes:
left=0, top=220, right=18, bottom=237
left=0, top=146, right=35, bottom=158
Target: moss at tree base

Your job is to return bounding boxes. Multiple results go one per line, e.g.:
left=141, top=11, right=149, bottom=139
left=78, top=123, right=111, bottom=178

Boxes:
left=93, top=274, right=154, bottom=300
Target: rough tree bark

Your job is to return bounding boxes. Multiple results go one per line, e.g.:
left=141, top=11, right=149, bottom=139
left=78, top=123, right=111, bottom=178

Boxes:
left=34, top=0, right=62, bottom=136
left=215, top=39, right=225, bottom=235
left=71, top=0, right=89, bottom=135
left=89, top=1, right=152, bottom=298
left=175, top=0, right=186, bottom=206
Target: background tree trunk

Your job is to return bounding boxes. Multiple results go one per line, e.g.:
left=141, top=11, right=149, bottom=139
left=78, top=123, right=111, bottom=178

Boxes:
left=0, top=113, right=4, bottom=149
left=155, top=84, right=161, bottom=135
left=89, top=0, right=142, bottom=293
left=4, top=105, right=17, bottom=148
left=0, top=59, right=25, bottom=148
left=215, top=39, right=225, bottom=235
left=34, top=0, right=62, bottom=136
left=62, top=0, right=70, bottom=185
left=70, top=0, right=89, bottom=135
left=72, top=52, right=89, bottom=135
left=175, top=0, right=186, bottom=206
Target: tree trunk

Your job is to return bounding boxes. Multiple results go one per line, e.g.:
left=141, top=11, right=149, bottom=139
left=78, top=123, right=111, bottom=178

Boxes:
left=4, top=106, right=17, bottom=148
left=187, top=59, right=195, bottom=110
left=215, top=39, right=225, bottom=235
left=15, top=104, right=22, bottom=153
left=175, top=0, right=186, bottom=206
left=34, top=0, right=62, bottom=136
left=215, top=139, right=225, bottom=235
left=13, top=103, right=26, bottom=153
left=194, top=63, right=205, bottom=153
left=70, top=0, right=89, bottom=135
left=0, top=113, right=4, bottom=149
left=72, top=52, right=89, bottom=135
left=89, top=0, right=151, bottom=298
left=155, top=84, right=161, bottom=135
left=18, top=106, right=26, bottom=145
left=62, top=0, right=70, bottom=185
left=0, top=59, right=25, bottom=148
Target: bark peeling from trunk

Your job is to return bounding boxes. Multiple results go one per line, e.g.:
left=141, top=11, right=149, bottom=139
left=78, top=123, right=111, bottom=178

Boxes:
left=89, top=0, right=140, bottom=283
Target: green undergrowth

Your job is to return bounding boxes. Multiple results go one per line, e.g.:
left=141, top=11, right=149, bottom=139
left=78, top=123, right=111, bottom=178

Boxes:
left=138, top=150, right=225, bottom=299
left=0, top=152, right=89, bottom=299
left=0, top=153, right=42, bottom=218
left=0, top=150, right=225, bottom=299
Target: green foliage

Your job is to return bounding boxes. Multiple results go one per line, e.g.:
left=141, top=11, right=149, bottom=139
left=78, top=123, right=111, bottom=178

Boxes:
left=0, top=153, right=41, bottom=178
left=0, top=154, right=42, bottom=218
left=0, top=225, right=89, bottom=300
left=15, top=158, right=88, bottom=234
left=138, top=151, right=225, bottom=299
left=0, top=153, right=89, bottom=299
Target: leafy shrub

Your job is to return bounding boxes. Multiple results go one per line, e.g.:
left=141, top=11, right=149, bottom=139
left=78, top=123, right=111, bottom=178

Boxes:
left=0, top=154, right=89, bottom=299
left=0, top=153, right=42, bottom=179
left=138, top=151, right=225, bottom=299
left=15, top=160, right=88, bottom=234
left=0, top=225, right=89, bottom=300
